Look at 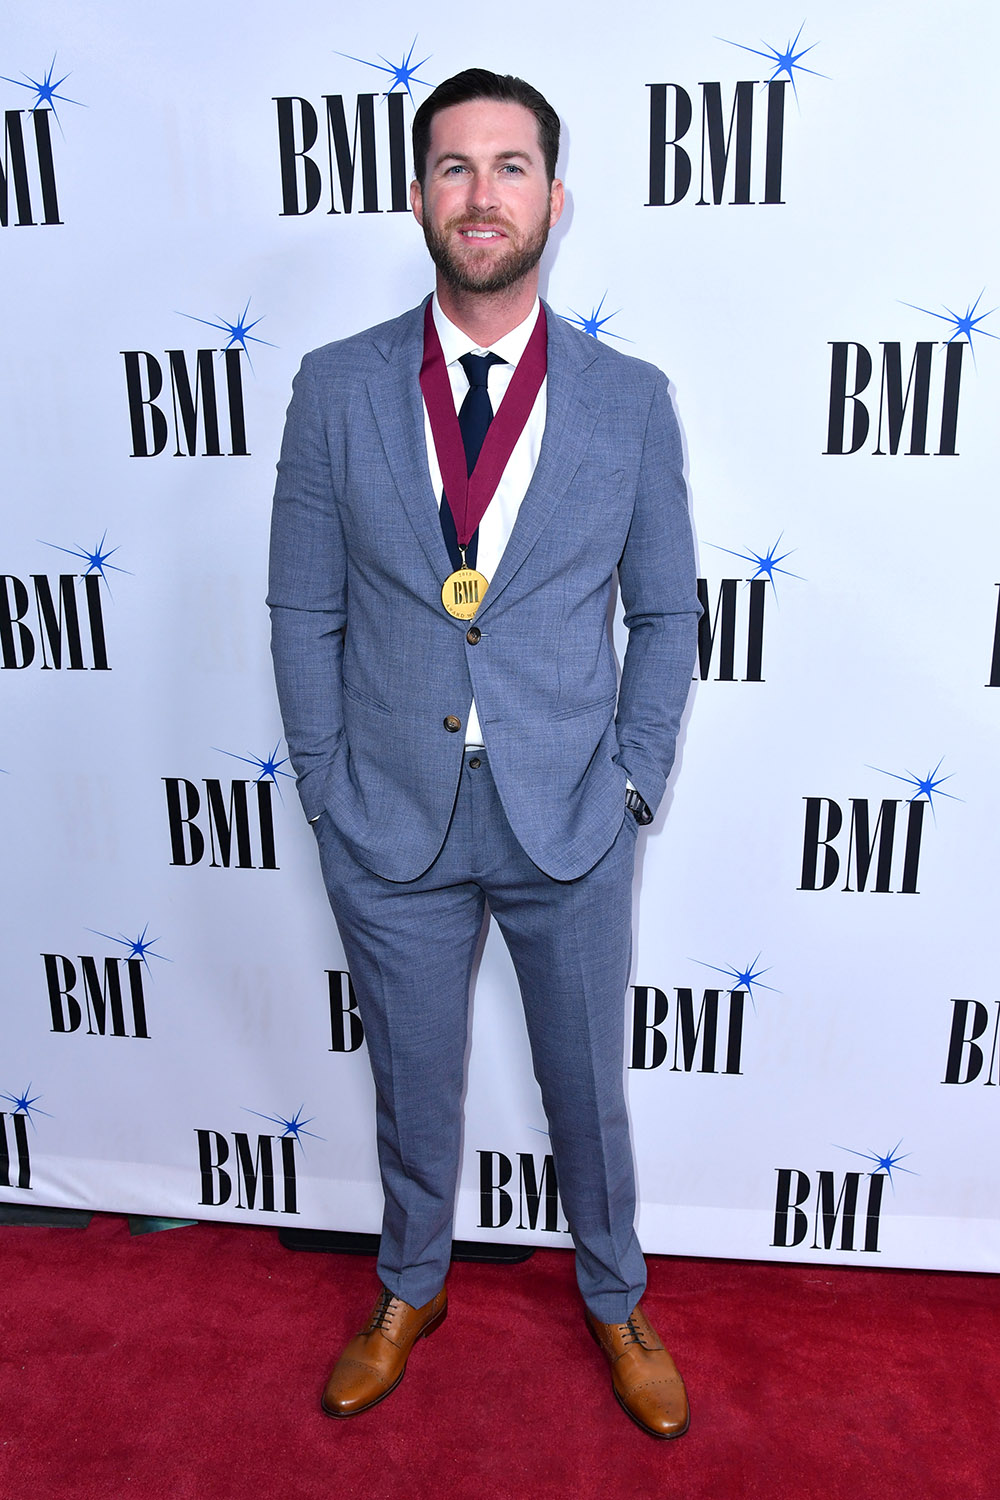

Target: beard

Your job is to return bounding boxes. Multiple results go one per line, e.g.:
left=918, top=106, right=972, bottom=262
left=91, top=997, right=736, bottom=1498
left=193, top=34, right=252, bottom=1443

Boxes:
left=421, top=207, right=551, bottom=295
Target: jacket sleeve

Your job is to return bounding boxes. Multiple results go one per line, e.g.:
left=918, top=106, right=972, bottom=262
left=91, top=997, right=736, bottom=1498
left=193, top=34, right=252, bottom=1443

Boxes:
left=614, top=369, right=701, bottom=816
left=266, top=352, right=348, bottom=822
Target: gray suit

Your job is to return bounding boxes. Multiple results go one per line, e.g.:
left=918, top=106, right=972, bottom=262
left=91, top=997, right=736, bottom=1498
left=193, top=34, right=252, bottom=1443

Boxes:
left=268, top=298, right=699, bottom=1319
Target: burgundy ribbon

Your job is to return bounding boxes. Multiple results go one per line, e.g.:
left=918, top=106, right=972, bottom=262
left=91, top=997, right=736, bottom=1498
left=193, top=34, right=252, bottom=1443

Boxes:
left=420, top=299, right=548, bottom=552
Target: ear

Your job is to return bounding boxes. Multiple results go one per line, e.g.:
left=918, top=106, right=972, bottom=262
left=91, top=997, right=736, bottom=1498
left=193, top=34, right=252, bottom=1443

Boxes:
left=410, top=178, right=424, bottom=227
left=548, top=178, right=565, bottom=228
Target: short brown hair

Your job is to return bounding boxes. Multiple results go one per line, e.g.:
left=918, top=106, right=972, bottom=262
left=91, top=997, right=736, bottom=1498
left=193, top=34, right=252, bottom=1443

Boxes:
left=412, top=68, right=560, bottom=187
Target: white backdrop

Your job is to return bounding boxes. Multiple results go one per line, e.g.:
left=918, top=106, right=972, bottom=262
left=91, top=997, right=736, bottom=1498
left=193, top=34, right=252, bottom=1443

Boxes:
left=3, top=0, right=999, bottom=1272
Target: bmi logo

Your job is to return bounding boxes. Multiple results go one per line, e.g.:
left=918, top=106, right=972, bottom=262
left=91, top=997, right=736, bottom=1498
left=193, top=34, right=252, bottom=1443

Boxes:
left=824, top=293, right=996, bottom=456
left=121, top=301, right=272, bottom=458
left=163, top=745, right=291, bottom=870
left=696, top=538, right=800, bottom=683
left=0, top=1085, right=50, bottom=1190
left=1, top=535, right=121, bottom=672
left=647, top=26, right=824, bottom=208
left=196, top=1105, right=321, bottom=1215
left=328, top=970, right=364, bottom=1052
left=630, top=956, right=776, bottom=1075
left=772, top=1141, right=914, bottom=1254
left=799, top=759, right=958, bottom=895
left=942, top=999, right=1000, bottom=1086
left=1, top=57, right=82, bottom=227
left=43, top=925, right=168, bottom=1038
left=275, top=40, right=431, bottom=217
left=478, top=1147, right=569, bottom=1234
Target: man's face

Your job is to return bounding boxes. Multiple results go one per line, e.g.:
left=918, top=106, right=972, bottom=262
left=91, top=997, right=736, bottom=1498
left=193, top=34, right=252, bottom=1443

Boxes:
left=411, top=99, right=564, bottom=296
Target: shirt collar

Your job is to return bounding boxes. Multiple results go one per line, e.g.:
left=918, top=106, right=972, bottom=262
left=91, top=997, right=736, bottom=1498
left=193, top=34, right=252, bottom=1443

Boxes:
left=431, top=292, right=541, bottom=369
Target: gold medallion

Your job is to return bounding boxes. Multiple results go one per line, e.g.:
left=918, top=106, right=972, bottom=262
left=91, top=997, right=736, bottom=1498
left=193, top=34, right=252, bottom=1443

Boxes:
left=442, top=567, right=489, bottom=620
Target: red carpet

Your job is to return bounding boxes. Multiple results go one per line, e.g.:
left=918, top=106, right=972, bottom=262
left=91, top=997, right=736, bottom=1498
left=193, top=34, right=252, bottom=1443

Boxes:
left=1, top=1214, right=996, bottom=1499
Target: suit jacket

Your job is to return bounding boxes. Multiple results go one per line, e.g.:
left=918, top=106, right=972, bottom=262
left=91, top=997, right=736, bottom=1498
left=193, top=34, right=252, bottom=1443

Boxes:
left=268, top=297, right=700, bottom=883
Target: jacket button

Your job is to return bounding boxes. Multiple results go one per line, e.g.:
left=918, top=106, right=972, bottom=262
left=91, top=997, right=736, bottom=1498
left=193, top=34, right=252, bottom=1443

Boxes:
left=443, top=716, right=462, bottom=733
left=466, top=626, right=481, bottom=645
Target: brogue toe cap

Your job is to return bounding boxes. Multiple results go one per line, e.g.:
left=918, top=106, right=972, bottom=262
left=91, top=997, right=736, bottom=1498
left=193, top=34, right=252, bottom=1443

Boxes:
left=321, top=1355, right=397, bottom=1417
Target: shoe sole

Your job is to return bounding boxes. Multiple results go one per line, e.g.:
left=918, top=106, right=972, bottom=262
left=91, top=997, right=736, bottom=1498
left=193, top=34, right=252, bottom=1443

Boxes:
left=320, top=1301, right=447, bottom=1419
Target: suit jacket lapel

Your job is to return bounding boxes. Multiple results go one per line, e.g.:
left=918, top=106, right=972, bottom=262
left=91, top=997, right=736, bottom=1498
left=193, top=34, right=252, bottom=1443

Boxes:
left=367, top=299, right=453, bottom=582
left=476, top=305, right=602, bottom=617
left=365, top=298, right=605, bottom=617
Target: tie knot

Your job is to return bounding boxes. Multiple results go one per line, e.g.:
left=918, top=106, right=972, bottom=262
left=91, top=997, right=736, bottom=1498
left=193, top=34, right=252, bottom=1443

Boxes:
left=459, top=351, right=504, bottom=389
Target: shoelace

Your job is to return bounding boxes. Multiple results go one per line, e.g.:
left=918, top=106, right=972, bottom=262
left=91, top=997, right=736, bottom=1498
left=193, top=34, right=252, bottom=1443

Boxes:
left=618, top=1314, right=651, bottom=1348
left=367, top=1287, right=398, bottom=1333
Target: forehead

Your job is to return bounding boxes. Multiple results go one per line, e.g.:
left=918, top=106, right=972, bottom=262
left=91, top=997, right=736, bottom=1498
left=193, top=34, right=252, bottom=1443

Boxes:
left=426, top=98, right=543, bottom=164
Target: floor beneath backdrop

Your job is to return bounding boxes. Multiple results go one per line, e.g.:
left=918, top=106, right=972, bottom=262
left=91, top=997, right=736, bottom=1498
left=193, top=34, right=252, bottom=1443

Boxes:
left=0, top=1214, right=996, bottom=1500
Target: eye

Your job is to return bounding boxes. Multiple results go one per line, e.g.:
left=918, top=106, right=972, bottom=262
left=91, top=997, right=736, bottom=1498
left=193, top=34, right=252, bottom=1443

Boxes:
left=500, top=163, right=524, bottom=175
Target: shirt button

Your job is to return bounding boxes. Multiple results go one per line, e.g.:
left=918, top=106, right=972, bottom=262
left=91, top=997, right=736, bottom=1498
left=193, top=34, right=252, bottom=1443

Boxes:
left=443, top=716, right=462, bottom=733
left=466, top=626, right=481, bottom=645
left=468, top=757, right=481, bottom=770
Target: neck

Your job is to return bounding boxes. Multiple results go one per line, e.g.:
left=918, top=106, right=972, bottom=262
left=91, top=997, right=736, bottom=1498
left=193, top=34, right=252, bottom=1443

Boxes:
left=435, top=274, right=539, bottom=347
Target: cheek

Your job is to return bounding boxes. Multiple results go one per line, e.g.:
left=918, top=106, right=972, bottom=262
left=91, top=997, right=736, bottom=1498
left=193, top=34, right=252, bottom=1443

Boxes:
left=428, top=187, right=464, bottom=224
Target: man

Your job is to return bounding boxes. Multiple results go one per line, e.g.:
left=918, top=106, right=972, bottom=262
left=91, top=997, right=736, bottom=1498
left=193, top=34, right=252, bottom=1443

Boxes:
left=268, top=67, right=700, bottom=1438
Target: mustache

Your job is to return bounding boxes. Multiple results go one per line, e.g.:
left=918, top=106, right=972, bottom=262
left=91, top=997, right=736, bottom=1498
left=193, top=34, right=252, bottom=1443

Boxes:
left=442, top=212, right=514, bottom=235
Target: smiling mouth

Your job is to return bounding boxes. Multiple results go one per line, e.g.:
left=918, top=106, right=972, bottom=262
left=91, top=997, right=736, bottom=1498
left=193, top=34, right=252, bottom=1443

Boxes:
left=460, top=228, right=505, bottom=240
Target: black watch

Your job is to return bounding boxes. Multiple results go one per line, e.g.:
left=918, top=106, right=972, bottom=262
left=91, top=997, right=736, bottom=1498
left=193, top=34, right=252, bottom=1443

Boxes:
left=625, top=788, right=652, bottom=826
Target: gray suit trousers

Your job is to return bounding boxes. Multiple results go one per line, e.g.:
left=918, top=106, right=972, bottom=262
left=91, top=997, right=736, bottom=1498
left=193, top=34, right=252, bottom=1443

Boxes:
left=313, top=749, right=647, bottom=1323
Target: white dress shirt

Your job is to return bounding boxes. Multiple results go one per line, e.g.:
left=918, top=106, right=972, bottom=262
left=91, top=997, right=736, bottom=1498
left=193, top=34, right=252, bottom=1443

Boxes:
left=423, top=293, right=546, bottom=746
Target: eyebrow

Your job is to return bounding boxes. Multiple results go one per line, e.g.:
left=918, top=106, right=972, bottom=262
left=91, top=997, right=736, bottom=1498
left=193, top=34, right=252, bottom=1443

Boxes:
left=433, top=149, right=534, bottom=170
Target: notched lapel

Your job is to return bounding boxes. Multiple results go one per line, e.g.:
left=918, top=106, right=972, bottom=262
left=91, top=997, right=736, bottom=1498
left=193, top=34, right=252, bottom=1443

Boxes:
left=367, top=305, right=452, bottom=582
left=478, top=318, right=603, bottom=616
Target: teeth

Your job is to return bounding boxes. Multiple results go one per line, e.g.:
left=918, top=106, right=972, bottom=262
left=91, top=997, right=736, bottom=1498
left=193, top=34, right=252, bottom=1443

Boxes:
left=463, top=230, right=499, bottom=238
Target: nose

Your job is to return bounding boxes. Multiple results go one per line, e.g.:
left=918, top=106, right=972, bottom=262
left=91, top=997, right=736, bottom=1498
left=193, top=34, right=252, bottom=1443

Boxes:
left=466, top=170, right=499, bottom=216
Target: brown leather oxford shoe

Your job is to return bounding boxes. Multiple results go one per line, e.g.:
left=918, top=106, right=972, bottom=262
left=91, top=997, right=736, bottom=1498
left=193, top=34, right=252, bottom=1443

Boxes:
left=586, top=1303, right=690, bottom=1438
left=321, top=1285, right=447, bottom=1418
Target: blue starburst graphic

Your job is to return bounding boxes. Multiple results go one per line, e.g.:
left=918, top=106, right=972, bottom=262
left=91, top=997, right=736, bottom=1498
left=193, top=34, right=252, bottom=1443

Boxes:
left=901, top=290, right=998, bottom=370
left=86, top=924, right=171, bottom=972
left=563, top=293, right=630, bottom=344
left=177, top=299, right=275, bottom=373
left=0, top=55, right=84, bottom=130
left=242, top=1104, right=324, bottom=1151
left=0, top=1084, right=52, bottom=1128
left=836, top=1139, right=916, bottom=1191
left=39, top=531, right=129, bottom=593
left=706, top=535, right=803, bottom=597
left=693, top=953, right=779, bottom=1013
left=336, top=37, right=432, bottom=100
left=869, top=757, right=961, bottom=822
left=719, top=23, right=827, bottom=101
left=214, top=743, right=293, bottom=791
